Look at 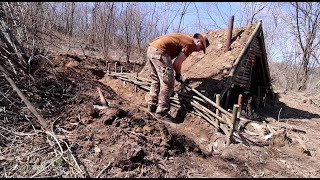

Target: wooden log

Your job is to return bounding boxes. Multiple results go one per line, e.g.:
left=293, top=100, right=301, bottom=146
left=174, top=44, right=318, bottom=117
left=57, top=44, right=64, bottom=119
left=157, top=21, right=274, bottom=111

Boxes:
left=172, top=94, right=228, bottom=125
left=176, top=92, right=206, bottom=103
left=236, top=75, right=250, bottom=81
left=115, top=76, right=150, bottom=86
left=96, top=87, right=108, bottom=106
left=233, top=78, right=249, bottom=85
left=170, top=97, right=220, bottom=129
left=189, top=98, right=230, bottom=126
left=184, top=83, right=233, bottom=118
left=107, top=72, right=152, bottom=83
left=240, top=66, right=252, bottom=72
left=108, top=74, right=151, bottom=86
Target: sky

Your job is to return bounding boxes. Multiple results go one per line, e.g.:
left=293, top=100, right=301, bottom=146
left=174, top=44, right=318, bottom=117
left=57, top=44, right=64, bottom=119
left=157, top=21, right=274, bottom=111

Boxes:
left=148, top=2, right=243, bottom=33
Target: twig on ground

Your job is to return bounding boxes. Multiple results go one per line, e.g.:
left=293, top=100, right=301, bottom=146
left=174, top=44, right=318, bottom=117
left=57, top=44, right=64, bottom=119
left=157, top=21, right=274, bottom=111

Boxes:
left=30, top=154, right=64, bottom=178
left=277, top=107, right=282, bottom=130
left=63, top=141, right=85, bottom=177
left=22, top=146, right=50, bottom=157
left=96, top=162, right=112, bottom=178
left=0, top=126, right=37, bottom=136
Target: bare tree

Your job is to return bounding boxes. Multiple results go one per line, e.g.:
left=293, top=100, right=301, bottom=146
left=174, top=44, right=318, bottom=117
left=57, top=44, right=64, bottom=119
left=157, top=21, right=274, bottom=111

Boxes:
left=290, top=2, right=320, bottom=90
left=240, top=2, right=269, bottom=26
left=176, top=2, right=191, bottom=32
left=117, top=3, right=136, bottom=62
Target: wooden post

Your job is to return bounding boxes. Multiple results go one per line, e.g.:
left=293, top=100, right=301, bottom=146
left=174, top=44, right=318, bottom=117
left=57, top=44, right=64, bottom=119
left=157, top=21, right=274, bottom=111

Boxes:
left=216, top=94, right=221, bottom=116
left=133, top=61, right=136, bottom=73
left=134, top=72, right=138, bottom=92
left=107, top=63, right=111, bottom=74
left=236, top=94, right=243, bottom=130
left=121, top=66, right=126, bottom=86
left=216, top=93, right=221, bottom=132
left=225, top=15, right=234, bottom=52
left=227, top=104, right=239, bottom=146
left=237, top=94, right=243, bottom=117
left=114, top=62, right=118, bottom=73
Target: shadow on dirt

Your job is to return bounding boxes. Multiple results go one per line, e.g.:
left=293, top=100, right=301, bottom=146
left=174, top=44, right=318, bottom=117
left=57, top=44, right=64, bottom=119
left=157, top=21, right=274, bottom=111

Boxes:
left=175, top=77, right=319, bottom=123
left=257, top=92, right=320, bottom=121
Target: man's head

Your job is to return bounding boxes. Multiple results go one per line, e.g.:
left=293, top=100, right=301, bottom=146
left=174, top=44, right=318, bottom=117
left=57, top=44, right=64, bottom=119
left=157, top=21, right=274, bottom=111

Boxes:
left=193, top=33, right=210, bottom=53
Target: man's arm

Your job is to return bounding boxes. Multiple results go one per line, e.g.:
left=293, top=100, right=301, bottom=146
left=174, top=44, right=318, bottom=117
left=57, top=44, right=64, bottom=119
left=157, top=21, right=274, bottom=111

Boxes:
left=173, top=52, right=186, bottom=74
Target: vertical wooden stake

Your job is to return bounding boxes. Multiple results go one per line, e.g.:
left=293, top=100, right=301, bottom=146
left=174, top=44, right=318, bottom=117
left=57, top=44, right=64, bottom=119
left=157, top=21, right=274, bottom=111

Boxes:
left=216, top=94, right=221, bottom=130
left=226, top=104, right=239, bottom=146
left=236, top=94, right=243, bottom=130
left=237, top=94, right=243, bottom=117
left=225, top=15, right=234, bottom=52
left=133, top=61, right=136, bottom=73
left=134, top=72, right=138, bottom=92
left=107, top=63, right=111, bottom=74
left=114, top=62, right=117, bottom=73
left=121, top=66, right=126, bottom=86
left=216, top=94, right=221, bottom=116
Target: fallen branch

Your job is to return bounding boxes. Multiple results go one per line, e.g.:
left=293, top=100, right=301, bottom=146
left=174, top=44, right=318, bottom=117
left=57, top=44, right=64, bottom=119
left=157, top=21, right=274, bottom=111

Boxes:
left=96, top=162, right=112, bottom=178
left=96, top=87, right=108, bottom=106
left=0, top=63, right=49, bottom=130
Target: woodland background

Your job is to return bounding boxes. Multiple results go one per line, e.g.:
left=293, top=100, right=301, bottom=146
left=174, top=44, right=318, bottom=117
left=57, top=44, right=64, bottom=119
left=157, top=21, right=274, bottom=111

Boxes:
left=1, top=2, right=319, bottom=92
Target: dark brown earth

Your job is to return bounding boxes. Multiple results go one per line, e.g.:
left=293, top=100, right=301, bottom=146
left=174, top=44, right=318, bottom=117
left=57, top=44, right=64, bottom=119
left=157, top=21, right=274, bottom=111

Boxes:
left=1, top=26, right=320, bottom=177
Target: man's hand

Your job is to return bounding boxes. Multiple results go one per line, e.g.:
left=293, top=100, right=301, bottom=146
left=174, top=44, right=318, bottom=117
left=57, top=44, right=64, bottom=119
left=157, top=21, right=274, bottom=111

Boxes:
left=175, top=73, right=182, bottom=82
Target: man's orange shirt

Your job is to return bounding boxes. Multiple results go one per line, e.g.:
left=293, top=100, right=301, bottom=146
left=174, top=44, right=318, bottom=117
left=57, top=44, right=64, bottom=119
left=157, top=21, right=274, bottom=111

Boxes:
left=149, top=33, right=195, bottom=59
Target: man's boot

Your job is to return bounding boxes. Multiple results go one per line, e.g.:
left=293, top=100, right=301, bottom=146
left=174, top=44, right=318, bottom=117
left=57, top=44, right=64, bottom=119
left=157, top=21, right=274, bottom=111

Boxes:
left=155, top=111, right=175, bottom=122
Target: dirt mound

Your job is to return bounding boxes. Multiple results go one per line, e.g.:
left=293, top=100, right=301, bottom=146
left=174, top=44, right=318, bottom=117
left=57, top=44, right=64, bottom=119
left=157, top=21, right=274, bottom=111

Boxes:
left=0, top=52, right=215, bottom=178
